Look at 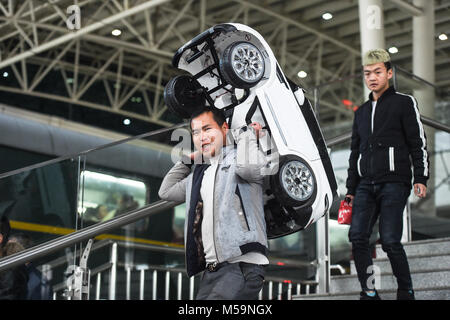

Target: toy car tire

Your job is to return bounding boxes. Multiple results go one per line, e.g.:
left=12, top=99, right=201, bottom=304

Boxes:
left=271, top=155, right=317, bottom=208
left=163, top=75, right=205, bottom=119
left=219, top=41, right=265, bottom=89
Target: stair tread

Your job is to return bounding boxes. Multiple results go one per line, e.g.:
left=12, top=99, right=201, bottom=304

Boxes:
left=333, top=267, right=450, bottom=280
left=376, top=237, right=450, bottom=247
left=293, top=286, right=450, bottom=299
left=372, top=252, right=450, bottom=260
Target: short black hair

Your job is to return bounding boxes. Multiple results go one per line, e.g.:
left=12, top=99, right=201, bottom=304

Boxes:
left=189, top=106, right=226, bottom=130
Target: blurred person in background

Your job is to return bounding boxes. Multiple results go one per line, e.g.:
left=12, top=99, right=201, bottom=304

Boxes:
left=0, top=216, right=28, bottom=300
left=8, top=233, right=53, bottom=300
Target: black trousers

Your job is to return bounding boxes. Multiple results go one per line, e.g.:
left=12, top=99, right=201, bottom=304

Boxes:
left=196, top=262, right=265, bottom=300
left=349, top=181, right=413, bottom=291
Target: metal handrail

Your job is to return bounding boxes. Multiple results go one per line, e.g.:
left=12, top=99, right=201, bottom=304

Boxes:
left=421, top=116, right=450, bottom=133
left=0, top=200, right=179, bottom=272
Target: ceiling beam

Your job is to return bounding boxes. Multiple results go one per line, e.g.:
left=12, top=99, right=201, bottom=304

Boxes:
left=230, top=0, right=361, bottom=56
left=0, top=0, right=172, bottom=69
left=389, top=0, right=424, bottom=17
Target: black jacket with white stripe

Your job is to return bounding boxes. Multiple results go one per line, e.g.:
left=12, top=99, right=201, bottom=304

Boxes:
left=346, top=86, right=429, bottom=195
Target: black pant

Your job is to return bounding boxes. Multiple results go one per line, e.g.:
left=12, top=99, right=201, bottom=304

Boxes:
left=196, top=262, right=265, bottom=300
left=349, top=181, right=413, bottom=291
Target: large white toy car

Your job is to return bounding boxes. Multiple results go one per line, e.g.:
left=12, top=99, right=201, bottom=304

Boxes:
left=164, top=23, right=338, bottom=238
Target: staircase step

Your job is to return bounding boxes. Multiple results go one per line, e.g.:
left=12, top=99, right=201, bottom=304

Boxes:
left=350, top=253, right=450, bottom=275
left=330, top=269, right=450, bottom=293
left=293, top=286, right=450, bottom=300
left=375, top=237, right=450, bottom=259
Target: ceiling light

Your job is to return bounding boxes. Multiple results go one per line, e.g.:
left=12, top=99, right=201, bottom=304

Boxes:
left=112, top=29, right=122, bottom=36
left=388, top=46, right=398, bottom=54
left=2, top=72, right=8, bottom=77
left=438, top=33, right=448, bottom=41
left=123, top=118, right=131, bottom=125
left=297, top=70, right=308, bottom=78
left=322, top=12, right=333, bottom=20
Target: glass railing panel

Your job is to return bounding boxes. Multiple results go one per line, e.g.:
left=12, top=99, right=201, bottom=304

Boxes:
left=309, top=73, right=363, bottom=141
left=409, top=129, right=450, bottom=240
left=0, top=157, right=82, bottom=247
left=327, top=139, right=353, bottom=273
left=78, top=125, right=187, bottom=245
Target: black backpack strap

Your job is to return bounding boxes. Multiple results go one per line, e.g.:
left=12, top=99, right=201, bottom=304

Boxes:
left=245, top=96, right=259, bottom=125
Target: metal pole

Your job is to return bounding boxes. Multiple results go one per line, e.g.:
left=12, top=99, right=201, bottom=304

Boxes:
left=108, top=242, right=117, bottom=300
left=177, top=272, right=182, bottom=300
left=126, top=267, right=131, bottom=300
left=413, top=0, right=436, bottom=219
left=313, top=88, right=319, bottom=118
left=358, top=0, right=386, bottom=98
left=165, top=271, right=170, bottom=300
left=277, top=283, right=282, bottom=300
left=152, top=270, right=158, bottom=300
left=96, top=273, right=101, bottom=300
left=268, top=281, right=273, bottom=300
left=392, top=65, right=398, bottom=90
left=189, top=276, right=194, bottom=300
left=287, top=283, right=292, bottom=300
left=140, top=269, right=145, bottom=300
left=315, top=212, right=330, bottom=294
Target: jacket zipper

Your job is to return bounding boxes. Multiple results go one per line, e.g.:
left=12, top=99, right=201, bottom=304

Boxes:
left=369, top=143, right=374, bottom=184
left=235, top=185, right=250, bottom=231
left=212, top=163, right=220, bottom=263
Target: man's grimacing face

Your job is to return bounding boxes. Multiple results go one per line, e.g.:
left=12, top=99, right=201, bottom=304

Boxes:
left=363, top=62, right=393, bottom=94
left=191, top=111, right=228, bottom=158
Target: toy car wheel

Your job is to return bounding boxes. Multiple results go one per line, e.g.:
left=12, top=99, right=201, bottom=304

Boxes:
left=219, top=41, right=265, bottom=89
left=163, top=75, right=205, bottom=119
left=271, top=155, right=316, bottom=208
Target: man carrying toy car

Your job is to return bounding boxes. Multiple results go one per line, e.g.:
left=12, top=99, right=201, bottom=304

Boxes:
left=345, top=49, right=429, bottom=300
left=158, top=106, right=269, bottom=300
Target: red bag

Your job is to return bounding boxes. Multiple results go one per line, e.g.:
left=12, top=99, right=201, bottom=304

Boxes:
left=338, top=198, right=352, bottom=225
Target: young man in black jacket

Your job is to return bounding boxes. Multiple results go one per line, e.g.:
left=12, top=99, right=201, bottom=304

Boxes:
left=345, top=49, right=429, bottom=300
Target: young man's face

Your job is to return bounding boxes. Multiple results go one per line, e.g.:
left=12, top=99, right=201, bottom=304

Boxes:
left=191, top=111, right=228, bottom=159
left=363, top=62, right=392, bottom=95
